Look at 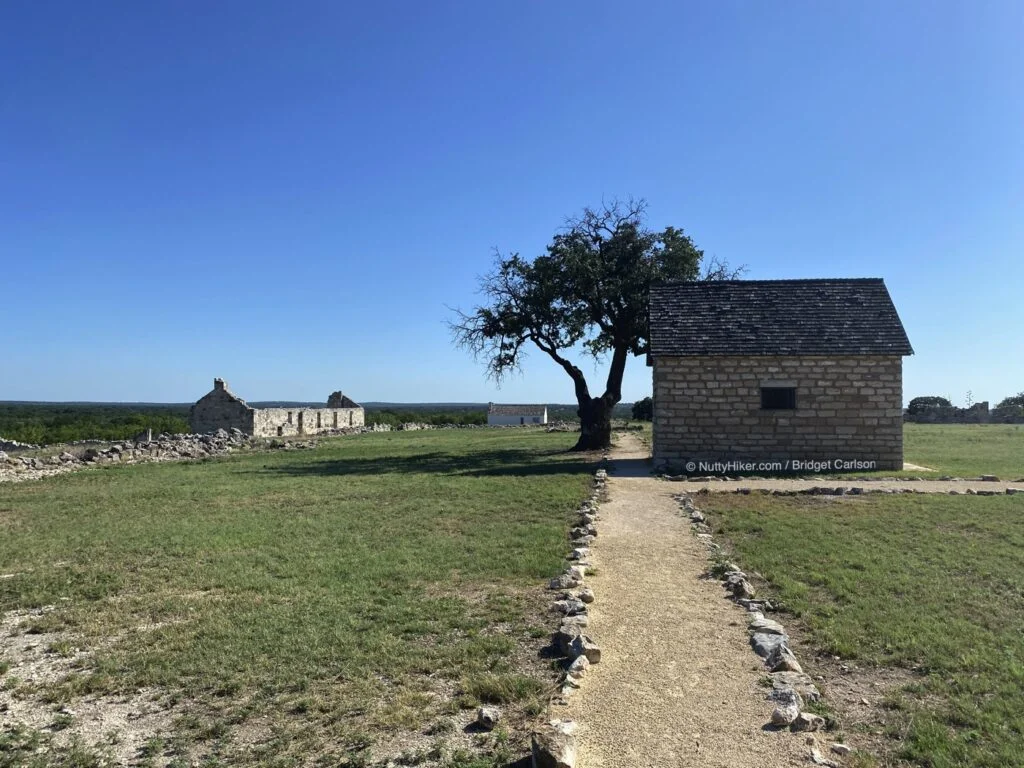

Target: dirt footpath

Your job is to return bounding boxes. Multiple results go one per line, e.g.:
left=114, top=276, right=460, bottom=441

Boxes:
left=563, top=433, right=808, bottom=767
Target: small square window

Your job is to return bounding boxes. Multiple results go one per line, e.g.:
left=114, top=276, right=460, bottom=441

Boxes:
left=761, top=387, right=796, bottom=410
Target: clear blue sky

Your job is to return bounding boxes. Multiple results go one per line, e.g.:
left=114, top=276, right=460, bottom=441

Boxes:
left=2, top=1, right=1021, bottom=406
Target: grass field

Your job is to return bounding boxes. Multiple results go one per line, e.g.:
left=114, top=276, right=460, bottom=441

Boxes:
left=700, top=492, right=1024, bottom=768
left=903, top=423, right=1024, bottom=478
left=0, top=429, right=594, bottom=767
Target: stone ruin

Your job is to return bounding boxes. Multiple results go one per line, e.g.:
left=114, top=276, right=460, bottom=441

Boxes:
left=189, top=379, right=365, bottom=437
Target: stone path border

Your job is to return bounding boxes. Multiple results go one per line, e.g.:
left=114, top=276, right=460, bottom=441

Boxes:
left=530, top=469, right=609, bottom=768
left=674, top=491, right=853, bottom=763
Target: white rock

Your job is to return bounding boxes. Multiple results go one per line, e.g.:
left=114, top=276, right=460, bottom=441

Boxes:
left=476, top=706, right=500, bottom=730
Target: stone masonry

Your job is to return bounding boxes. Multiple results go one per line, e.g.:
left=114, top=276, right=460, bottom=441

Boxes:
left=653, top=355, right=904, bottom=470
left=190, top=379, right=364, bottom=437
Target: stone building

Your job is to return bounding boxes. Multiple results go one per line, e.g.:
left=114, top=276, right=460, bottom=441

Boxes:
left=487, top=403, right=548, bottom=426
left=189, top=379, right=364, bottom=437
left=648, top=279, right=913, bottom=472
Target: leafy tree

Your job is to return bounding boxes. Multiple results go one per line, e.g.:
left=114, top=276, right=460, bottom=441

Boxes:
left=450, top=200, right=740, bottom=450
left=907, top=396, right=953, bottom=415
left=631, top=397, right=653, bottom=421
left=996, top=392, right=1024, bottom=409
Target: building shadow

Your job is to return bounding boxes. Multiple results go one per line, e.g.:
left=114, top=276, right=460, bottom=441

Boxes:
left=248, top=448, right=598, bottom=479
left=609, top=457, right=654, bottom=478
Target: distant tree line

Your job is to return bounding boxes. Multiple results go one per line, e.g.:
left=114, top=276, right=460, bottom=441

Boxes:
left=0, top=404, right=190, bottom=444
left=1, top=400, right=652, bottom=445
left=364, top=408, right=487, bottom=427
left=907, top=393, right=1024, bottom=423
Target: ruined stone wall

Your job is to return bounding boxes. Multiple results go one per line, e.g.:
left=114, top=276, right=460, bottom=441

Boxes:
left=652, top=355, right=904, bottom=471
left=252, top=407, right=364, bottom=437
left=189, top=386, right=255, bottom=434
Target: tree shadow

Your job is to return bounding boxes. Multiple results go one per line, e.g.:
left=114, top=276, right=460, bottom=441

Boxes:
left=249, top=448, right=598, bottom=479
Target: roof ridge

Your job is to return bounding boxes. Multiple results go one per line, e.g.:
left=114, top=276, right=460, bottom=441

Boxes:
left=652, top=277, right=885, bottom=288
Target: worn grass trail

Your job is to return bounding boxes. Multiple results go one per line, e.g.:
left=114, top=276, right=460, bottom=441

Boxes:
left=0, top=429, right=594, bottom=766
left=564, top=434, right=806, bottom=768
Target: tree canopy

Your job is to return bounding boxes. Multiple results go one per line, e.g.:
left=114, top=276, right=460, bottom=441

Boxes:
left=907, top=396, right=953, bottom=415
left=631, top=396, right=654, bottom=421
left=451, top=199, right=738, bottom=449
left=996, top=392, right=1024, bottom=410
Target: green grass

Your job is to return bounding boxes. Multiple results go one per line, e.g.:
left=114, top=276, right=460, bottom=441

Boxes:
left=903, top=423, right=1024, bottom=478
left=701, top=492, right=1024, bottom=767
left=0, top=429, right=593, bottom=765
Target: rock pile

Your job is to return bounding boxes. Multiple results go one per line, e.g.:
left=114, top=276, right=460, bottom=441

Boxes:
left=0, top=429, right=261, bottom=483
left=0, top=438, right=41, bottom=452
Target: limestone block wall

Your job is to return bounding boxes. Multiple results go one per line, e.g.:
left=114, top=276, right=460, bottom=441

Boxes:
left=652, top=355, right=904, bottom=471
left=189, top=385, right=255, bottom=434
left=252, top=407, right=364, bottom=437
left=487, top=413, right=548, bottom=426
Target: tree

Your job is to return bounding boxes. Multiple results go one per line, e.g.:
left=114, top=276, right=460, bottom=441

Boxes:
left=631, top=397, right=653, bottom=421
left=996, top=392, right=1024, bottom=409
left=450, top=200, right=740, bottom=450
left=907, top=395, right=953, bottom=415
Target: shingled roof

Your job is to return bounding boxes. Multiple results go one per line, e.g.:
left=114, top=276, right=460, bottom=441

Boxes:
left=649, top=279, right=913, bottom=357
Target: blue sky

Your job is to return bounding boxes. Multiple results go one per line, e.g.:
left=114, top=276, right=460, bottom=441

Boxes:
left=2, top=1, right=1021, bottom=406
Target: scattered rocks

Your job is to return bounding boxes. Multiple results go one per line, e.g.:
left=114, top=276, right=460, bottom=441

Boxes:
left=577, top=588, right=595, bottom=604
left=1007, top=488, right=1022, bottom=495
left=830, top=743, right=852, bottom=757
left=980, top=474, right=999, bottom=482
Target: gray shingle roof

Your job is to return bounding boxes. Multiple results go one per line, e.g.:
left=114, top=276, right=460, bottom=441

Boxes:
left=649, top=279, right=913, bottom=357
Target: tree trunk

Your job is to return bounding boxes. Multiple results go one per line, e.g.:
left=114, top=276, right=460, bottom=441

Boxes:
left=572, top=396, right=613, bottom=451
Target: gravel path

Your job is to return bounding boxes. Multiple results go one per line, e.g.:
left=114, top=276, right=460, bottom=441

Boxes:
left=563, top=433, right=808, bottom=767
